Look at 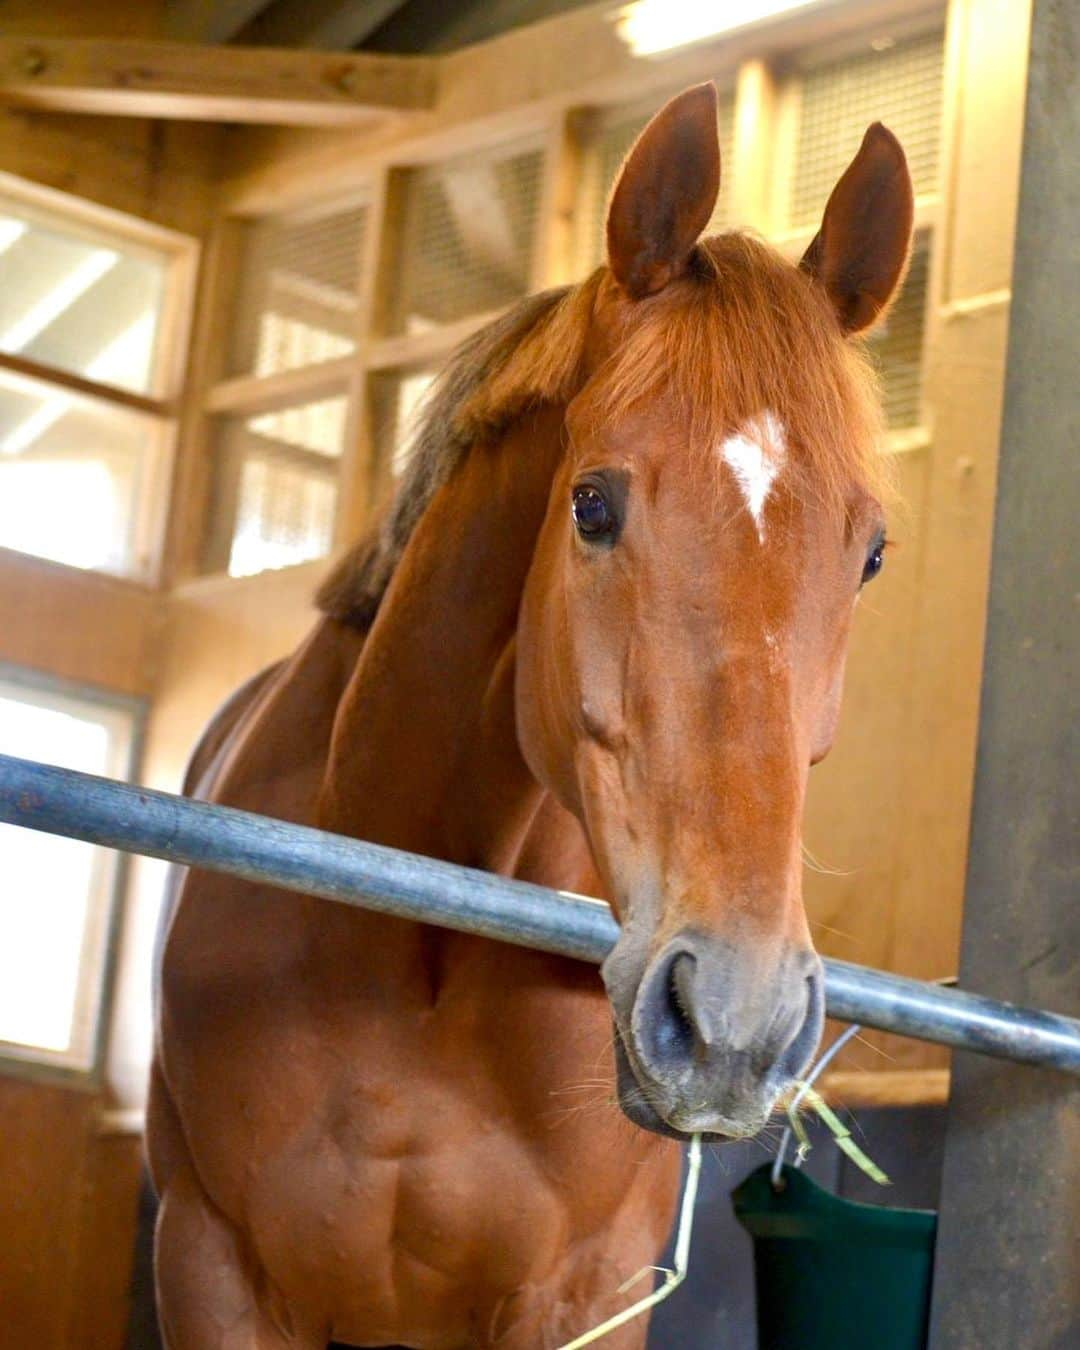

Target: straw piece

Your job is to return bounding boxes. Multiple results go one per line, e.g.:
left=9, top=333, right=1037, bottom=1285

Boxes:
left=792, top=1082, right=892, bottom=1186
left=556, top=1134, right=703, bottom=1349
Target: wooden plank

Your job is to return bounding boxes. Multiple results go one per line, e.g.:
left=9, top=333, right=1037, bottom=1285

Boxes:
left=0, top=548, right=159, bottom=697
left=0, top=1075, right=96, bottom=1347
left=334, top=163, right=393, bottom=549
left=365, top=309, right=500, bottom=372
left=206, top=353, right=355, bottom=414
left=530, top=108, right=584, bottom=290
left=728, top=59, right=778, bottom=231
left=0, top=37, right=435, bottom=127
left=65, top=1129, right=143, bottom=1350
left=0, top=350, right=173, bottom=420
left=163, top=219, right=242, bottom=583
left=820, top=1068, right=950, bottom=1108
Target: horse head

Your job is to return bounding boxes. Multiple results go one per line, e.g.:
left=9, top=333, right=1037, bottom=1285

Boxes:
left=514, top=84, right=913, bottom=1139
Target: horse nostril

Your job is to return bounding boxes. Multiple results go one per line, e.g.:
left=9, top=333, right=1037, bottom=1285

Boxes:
left=659, top=950, right=718, bottom=1063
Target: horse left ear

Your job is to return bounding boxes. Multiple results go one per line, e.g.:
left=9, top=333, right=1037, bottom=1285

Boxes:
left=606, top=83, right=721, bottom=300
left=800, top=123, right=914, bottom=334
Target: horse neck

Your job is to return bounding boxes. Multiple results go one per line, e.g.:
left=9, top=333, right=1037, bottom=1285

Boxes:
left=318, top=404, right=566, bottom=875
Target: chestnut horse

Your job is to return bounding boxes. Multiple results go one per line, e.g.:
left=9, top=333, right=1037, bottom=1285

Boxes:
left=149, top=85, right=913, bottom=1349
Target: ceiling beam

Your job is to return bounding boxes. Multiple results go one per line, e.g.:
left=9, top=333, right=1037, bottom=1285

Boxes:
left=0, top=37, right=435, bottom=127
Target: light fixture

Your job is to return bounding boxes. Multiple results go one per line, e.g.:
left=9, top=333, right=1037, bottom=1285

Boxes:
left=615, top=0, right=821, bottom=58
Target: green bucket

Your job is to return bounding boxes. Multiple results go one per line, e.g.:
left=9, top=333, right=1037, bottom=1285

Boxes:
left=732, top=1163, right=937, bottom=1350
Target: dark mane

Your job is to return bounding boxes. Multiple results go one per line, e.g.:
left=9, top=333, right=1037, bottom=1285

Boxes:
left=318, top=234, right=886, bottom=629
left=316, top=277, right=602, bottom=628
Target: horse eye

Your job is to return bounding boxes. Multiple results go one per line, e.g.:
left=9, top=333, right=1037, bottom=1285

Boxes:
left=572, top=484, right=612, bottom=539
left=862, top=538, right=887, bottom=584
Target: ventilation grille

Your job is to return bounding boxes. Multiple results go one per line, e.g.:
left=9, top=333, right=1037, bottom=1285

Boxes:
left=203, top=393, right=347, bottom=577
left=387, top=144, right=544, bottom=335
left=576, top=90, right=736, bottom=274
left=868, top=239, right=929, bottom=429
left=789, top=32, right=944, bottom=228
left=228, top=203, right=367, bottom=377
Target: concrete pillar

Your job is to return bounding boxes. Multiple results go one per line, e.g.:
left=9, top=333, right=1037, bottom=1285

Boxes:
left=927, top=1, right=1079, bottom=1346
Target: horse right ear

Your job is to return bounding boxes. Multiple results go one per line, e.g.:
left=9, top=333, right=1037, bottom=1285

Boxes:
left=606, top=83, right=721, bottom=301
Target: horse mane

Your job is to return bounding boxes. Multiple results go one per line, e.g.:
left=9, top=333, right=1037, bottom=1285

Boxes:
left=318, top=233, right=886, bottom=629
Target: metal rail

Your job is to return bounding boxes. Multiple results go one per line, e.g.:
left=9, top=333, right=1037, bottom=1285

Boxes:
left=1, top=752, right=1077, bottom=1076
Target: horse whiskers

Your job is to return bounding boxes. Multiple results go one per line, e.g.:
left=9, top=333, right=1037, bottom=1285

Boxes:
left=801, top=843, right=855, bottom=877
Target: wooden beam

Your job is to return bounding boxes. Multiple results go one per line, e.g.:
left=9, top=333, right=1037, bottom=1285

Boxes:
left=0, top=350, right=173, bottom=419
left=819, top=1068, right=950, bottom=1109
left=0, top=37, right=435, bottom=127
left=206, top=353, right=356, bottom=414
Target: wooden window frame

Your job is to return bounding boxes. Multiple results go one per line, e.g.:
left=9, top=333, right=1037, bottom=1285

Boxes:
left=0, top=662, right=144, bottom=1086
left=0, top=171, right=199, bottom=585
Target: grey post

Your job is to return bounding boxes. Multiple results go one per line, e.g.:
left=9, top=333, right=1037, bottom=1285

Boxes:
left=928, top=1, right=1080, bottom=1344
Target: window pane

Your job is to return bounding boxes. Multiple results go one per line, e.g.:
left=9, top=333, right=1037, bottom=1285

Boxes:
left=0, top=366, right=164, bottom=577
left=0, top=196, right=170, bottom=395
left=388, top=143, right=545, bottom=335
left=228, top=202, right=367, bottom=378
left=202, top=394, right=347, bottom=578
left=0, top=675, right=134, bottom=1067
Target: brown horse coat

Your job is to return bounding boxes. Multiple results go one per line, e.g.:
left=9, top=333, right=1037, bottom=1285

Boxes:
left=150, top=86, right=913, bottom=1349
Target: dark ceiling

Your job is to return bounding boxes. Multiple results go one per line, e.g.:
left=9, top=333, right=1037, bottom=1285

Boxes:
left=179, top=0, right=600, bottom=53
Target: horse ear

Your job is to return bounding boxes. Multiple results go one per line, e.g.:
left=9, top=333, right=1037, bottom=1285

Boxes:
left=800, top=123, right=914, bottom=334
left=606, top=83, right=721, bottom=300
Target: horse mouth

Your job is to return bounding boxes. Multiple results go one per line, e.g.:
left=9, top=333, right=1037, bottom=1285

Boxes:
left=611, top=1021, right=735, bottom=1144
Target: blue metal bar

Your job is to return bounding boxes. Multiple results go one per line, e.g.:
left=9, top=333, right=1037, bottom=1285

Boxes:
left=1, top=752, right=1077, bottom=1076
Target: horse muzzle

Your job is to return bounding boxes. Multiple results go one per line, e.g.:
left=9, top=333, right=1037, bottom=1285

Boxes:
left=603, top=927, right=825, bottom=1140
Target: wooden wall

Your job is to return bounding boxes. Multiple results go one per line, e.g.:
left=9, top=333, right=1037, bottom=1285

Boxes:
left=0, top=6, right=221, bottom=1343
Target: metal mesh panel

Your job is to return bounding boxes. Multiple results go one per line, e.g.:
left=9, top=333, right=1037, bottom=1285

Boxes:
left=867, top=238, right=929, bottom=429
left=388, top=144, right=544, bottom=334
left=370, top=367, right=437, bottom=499
left=228, top=203, right=367, bottom=377
left=575, top=90, right=736, bottom=275
left=789, top=32, right=944, bottom=228
left=202, top=393, right=347, bottom=577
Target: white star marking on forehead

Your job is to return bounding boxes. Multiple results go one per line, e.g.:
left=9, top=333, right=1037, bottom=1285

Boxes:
left=719, top=411, right=787, bottom=542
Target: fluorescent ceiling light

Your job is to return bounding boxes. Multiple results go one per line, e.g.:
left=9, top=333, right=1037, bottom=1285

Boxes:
left=616, top=0, right=820, bottom=57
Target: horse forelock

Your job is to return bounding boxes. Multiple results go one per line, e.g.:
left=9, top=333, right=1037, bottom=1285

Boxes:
left=317, top=232, right=887, bottom=629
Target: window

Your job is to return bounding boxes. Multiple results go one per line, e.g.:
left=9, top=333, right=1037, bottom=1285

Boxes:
left=0, top=669, right=138, bottom=1074
left=0, top=177, right=195, bottom=580
left=205, top=394, right=348, bottom=577
left=201, top=196, right=368, bottom=577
